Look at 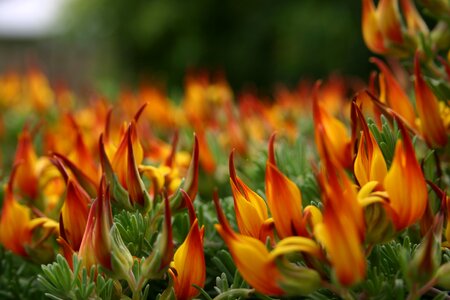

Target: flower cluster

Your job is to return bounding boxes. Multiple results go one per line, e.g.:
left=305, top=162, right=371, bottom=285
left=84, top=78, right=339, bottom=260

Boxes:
left=0, top=1, right=449, bottom=299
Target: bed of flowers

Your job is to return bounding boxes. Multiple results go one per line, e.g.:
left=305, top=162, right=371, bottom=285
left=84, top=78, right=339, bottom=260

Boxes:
left=0, top=1, right=449, bottom=299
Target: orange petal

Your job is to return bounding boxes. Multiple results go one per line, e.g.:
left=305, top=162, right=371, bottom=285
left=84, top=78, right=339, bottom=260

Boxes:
left=371, top=57, right=417, bottom=129
left=353, top=102, right=388, bottom=185
left=13, top=127, right=38, bottom=199
left=400, top=0, right=429, bottom=35
left=230, top=151, right=269, bottom=239
left=172, top=219, right=205, bottom=300
left=60, top=178, right=90, bottom=251
left=383, top=119, right=428, bottom=230
left=362, top=0, right=387, bottom=54
left=414, top=53, right=448, bottom=148
left=316, top=159, right=366, bottom=285
left=78, top=176, right=113, bottom=270
left=265, top=134, right=306, bottom=238
left=0, top=167, right=33, bottom=256
left=313, top=87, right=352, bottom=168
left=378, top=0, right=404, bottom=44
left=314, top=207, right=366, bottom=286
left=213, top=193, right=284, bottom=296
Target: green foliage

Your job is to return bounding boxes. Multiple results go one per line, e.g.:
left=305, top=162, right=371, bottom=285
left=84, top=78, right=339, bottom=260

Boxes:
left=114, top=209, right=153, bottom=257
left=0, top=246, right=46, bottom=300
left=361, top=238, right=418, bottom=299
left=367, top=116, right=400, bottom=168
left=273, top=135, right=320, bottom=204
left=38, top=254, right=114, bottom=300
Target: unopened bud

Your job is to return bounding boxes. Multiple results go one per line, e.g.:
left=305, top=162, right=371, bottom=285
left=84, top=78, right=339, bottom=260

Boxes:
left=278, top=262, right=321, bottom=296
left=110, top=225, right=133, bottom=280
left=364, top=202, right=396, bottom=244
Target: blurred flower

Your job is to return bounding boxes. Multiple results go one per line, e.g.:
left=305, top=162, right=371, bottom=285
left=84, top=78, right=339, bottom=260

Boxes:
left=315, top=149, right=366, bottom=286
left=414, top=53, right=448, bottom=148
left=362, top=0, right=427, bottom=55
left=313, top=85, right=352, bottom=169
left=0, top=165, right=58, bottom=257
left=13, top=126, right=39, bottom=200
left=370, top=57, right=417, bottom=129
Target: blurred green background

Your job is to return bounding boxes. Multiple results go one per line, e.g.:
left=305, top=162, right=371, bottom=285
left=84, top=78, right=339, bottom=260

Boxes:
left=0, top=0, right=371, bottom=93
left=64, top=0, right=371, bottom=92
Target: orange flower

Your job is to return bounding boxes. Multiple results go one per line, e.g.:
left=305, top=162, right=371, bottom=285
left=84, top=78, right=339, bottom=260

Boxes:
left=383, top=119, right=428, bottom=230
left=414, top=53, right=448, bottom=148
left=78, top=176, right=113, bottom=271
left=371, top=57, right=417, bottom=129
left=362, top=0, right=387, bottom=54
left=377, top=0, right=404, bottom=44
left=352, top=102, right=388, bottom=186
left=13, top=126, right=38, bottom=199
left=111, top=122, right=143, bottom=189
left=214, top=192, right=284, bottom=296
left=67, top=126, right=99, bottom=185
left=214, top=193, right=322, bottom=296
left=362, top=0, right=405, bottom=54
left=0, top=166, right=57, bottom=257
left=315, top=151, right=366, bottom=286
left=107, top=121, right=150, bottom=208
left=400, top=0, right=429, bottom=36
left=230, top=151, right=270, bottom=240
left=51, top=157, right=90, bottom=251
left=313, top=86, right=352, bottom=168
left=170, top=217, right=205, bottom=299
left=266, top=134, right=307, bottom=238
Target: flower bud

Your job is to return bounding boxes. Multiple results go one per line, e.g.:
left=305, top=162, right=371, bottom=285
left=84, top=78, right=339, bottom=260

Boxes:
left=110, top=224, right=134, bottom=280
left=277, top=263, right=321, bottom=296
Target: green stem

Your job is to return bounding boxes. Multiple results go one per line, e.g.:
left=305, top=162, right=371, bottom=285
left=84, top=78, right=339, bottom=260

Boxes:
left=416, top=277, right=438, bottom=299
left=212, top=288, right=255, bottom=300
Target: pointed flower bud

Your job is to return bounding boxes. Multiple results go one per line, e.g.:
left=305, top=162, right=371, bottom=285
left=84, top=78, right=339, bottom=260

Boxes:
left=266, top=134, right=307, bottom=238
left=383, top=119, right=428, bottom=230
left=370, top=57, right=417, bottom=129
left=170, top=218, right=205, bottom=300
left=141, top=194, right=174, bottom=278
left=408, top=212, right=443, bottom=286
left=110, top=224, right=134, bottom=280
left=362, top=0, right=388, bottom=54
left=13, top=126, right=38, bottom=199
left=352, top=102, right=388, bottom=186
left=315, top=148, right=366, bottom=286
left=378, top=0, right=404, bottom=44
left=400, top=0, right=429, bottom=36
left=230, top=150, right=269, bottom=240
left=313, top=84, right=352, bottom=169
left=78, top=176, right=113, bottom=271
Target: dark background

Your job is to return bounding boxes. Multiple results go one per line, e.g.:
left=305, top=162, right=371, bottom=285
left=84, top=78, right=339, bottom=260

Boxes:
left=0, top=0, right=371, bottom=94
